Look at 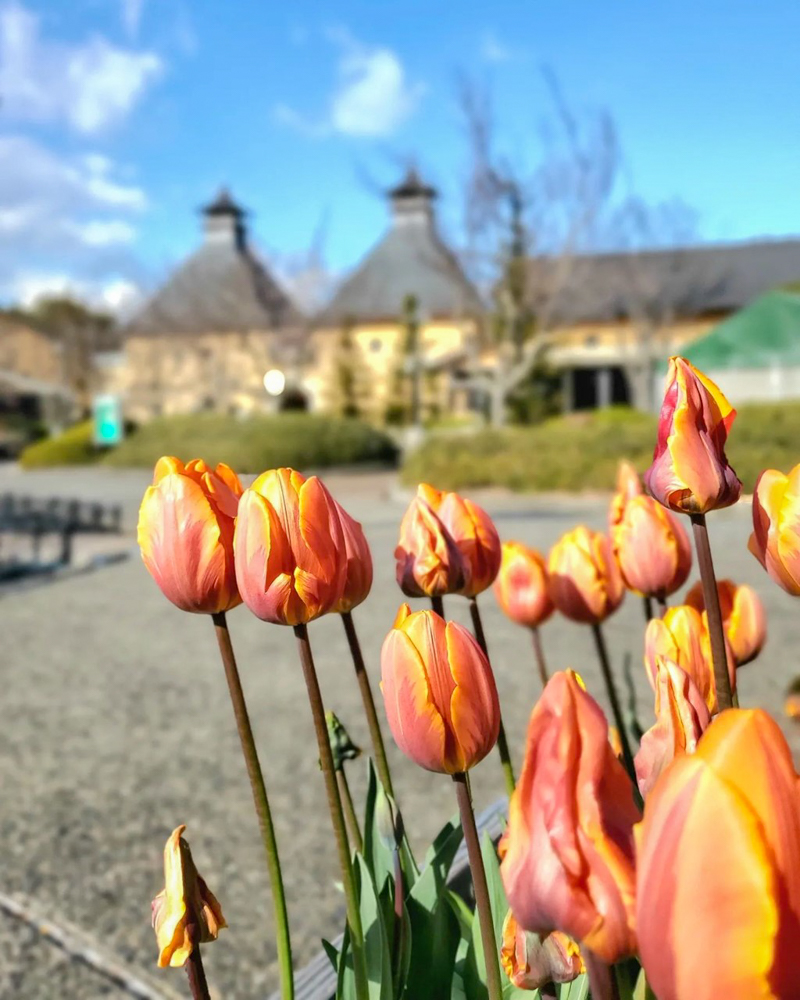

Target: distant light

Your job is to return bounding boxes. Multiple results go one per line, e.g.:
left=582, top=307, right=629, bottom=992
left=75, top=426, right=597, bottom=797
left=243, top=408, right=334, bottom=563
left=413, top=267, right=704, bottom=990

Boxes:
left=263, top=369, right=286, bottom=396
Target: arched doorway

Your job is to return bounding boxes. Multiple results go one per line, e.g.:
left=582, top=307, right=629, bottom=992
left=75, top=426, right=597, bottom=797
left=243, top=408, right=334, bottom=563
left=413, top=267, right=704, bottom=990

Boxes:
left=279, top=387, right=309, bottom=412
left=569, top=365, right=631, bottom=410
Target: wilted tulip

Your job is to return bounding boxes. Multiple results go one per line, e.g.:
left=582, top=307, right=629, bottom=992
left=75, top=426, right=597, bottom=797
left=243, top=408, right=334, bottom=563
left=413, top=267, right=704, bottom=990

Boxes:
left=685, top=578, right=766, bottom=666
left=501, top=671, right=640, bottom=964
left=749, top=464, right=800, bottom=596
left=138, top=456, right=242, bottom=614
left=331, top=503, right=373, bottom=614
left=637, top=709, right=800, bottom=1000
left=395, top=485, right=467, bottom=598
left=233, top=468, right=345, bottom=626
left=634, top=658, right=710, bottom=798
left=151, top=825, right=226, bottom=968
left=645, top=356, right=741, bottom=514
left=610, top=489, right=692, bottom=599
left=644, top=604, right=735, bottom=713
left=380, top=605, right=500, bottom=773
left=500, top=911, right=583, bottom=990
left=547, top=526, right=624, bottom=624
left=493, top=541, right=554, bottom=629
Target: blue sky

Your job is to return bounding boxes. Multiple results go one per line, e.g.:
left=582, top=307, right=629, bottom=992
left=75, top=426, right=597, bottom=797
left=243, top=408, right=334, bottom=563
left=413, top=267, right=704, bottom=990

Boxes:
left=1, top=0, right=799, bottom=312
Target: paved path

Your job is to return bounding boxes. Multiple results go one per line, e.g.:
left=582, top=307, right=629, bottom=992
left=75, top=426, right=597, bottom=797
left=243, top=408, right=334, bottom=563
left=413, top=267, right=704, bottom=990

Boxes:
left=1, top=466, right=797, bottom=998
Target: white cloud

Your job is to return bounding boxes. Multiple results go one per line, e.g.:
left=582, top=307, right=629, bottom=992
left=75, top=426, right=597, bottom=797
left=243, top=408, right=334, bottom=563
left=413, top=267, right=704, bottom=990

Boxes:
left=5, top=271, right=142, bottom=315
left=276, top=28, right=423, bottom=139
left=480, top=31, right=522, bottom=64
left=0, top=2, right=163, bottom=133
left=69, top=219, right=138, bottom=247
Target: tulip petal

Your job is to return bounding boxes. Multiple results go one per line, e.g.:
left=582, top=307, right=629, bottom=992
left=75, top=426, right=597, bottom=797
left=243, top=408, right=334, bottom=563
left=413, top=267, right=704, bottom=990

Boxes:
left=447, top=621, right=500, bottom=773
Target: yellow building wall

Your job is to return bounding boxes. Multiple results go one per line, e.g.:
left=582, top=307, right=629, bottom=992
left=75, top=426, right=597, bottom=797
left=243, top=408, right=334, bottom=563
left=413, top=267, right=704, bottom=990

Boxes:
left=0, top=322, right=63, bottom=384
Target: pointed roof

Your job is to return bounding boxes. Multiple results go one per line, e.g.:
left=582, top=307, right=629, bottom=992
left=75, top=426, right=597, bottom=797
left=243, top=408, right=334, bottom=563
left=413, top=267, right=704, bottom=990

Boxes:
left=316, top=168, right=483, bottom=327
left=124, top=188, right=304, bottom=336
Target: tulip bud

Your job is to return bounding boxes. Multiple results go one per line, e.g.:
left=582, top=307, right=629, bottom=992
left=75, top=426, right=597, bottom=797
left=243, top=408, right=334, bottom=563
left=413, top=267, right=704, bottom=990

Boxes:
left=634, top=658, right=710, bottom=798
left=501, top=671, right=640, bottom=964
left=380, top=607, right=500, bottom=773
left=610, top=489, right=692, bottom=599
left=233, top=468, right=346, bottom=625
left=500, top=911, right=584, bottom=990
left=685, top=578, right=766, bottom=666
left=749, top=464, right=800, bottom=595
left=493, top=541, right=554, bottom=629
left=395, top=485, right=467, bottom=597
left=331, top=502, right=373, bottom=614
left=645, top=357, right=741, bottom=514
left=644, top=604, right=735, bottom=714
left=547, top=526, right=624, bottom=624
left=151, top=825, right=226, bottom=968
left=138, top=456, right=242, bottom=614
left=431, top=486, right=502, bottom=597
left=326, top=711, right=361, bottom=771
left=637, top=710, right=800, bottom=1000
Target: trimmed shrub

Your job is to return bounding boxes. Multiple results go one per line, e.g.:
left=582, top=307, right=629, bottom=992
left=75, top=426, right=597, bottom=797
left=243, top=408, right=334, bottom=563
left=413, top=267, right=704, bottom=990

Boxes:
left=19, top=421, right=102, bottom=468
left=103, top=412, right=398, bottom=472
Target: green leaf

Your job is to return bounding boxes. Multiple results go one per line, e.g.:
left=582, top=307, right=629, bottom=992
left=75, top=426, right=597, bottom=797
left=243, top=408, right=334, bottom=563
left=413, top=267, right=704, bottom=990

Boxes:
left=363, top=760, right=418, bottom=893
left=337, top=853, right=392, bottom=1000
left=322, top=938, right=340, bottom=973
left=405, top=891, right=460, bottom=1000
left=557, top=974, right=590, bottom=1000
left=632, top=967, right=657, bottom=1000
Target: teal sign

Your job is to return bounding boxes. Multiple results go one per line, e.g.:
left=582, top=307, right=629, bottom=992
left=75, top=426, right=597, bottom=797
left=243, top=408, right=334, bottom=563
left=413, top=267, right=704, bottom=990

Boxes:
left=92, top=394, right=124, bottom=447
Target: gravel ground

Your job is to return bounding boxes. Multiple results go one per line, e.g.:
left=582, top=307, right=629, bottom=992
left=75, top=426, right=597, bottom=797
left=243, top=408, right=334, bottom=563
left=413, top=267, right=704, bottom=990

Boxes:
left=0, top=465, right=797, bottom=999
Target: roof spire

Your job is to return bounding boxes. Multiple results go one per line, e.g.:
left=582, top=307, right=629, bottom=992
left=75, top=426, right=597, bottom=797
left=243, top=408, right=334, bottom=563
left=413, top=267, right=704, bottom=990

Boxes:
left=201, top=186, right=248, bottom=248
left=388, top=165, right=437, bottom=227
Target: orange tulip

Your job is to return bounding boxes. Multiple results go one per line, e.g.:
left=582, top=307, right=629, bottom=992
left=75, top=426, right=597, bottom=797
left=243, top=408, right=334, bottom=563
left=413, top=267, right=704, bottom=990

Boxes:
left=380, top=605, right=500, bottom=773
left=395, top=485, right=467, bottom=598
left=500, top=911, right=583, bottom=990
left=645, top=356, right=741, bottom=514
left=331, top=502, right=373, bottom=614
left=547, top=526, right=624, bottom=624
left=634, top=658, right=710, bottom=798
left=493, top=541, right=554, bottom=629
left=138, top=456, right=242, bottom=614
left=637, top=709, right=800, bottom=1000
left=610, top=484, right=692, bottom=599
left=501, top=671, right=640, bottom=964
left=644, top=604, right=735, bottom=714
left=749, top=464, right=800, bottom=596
left=151, top=825, right=226, bottom=968
left=685, top=578, right=766, bottom=666
left=429, top=485, right=502, bottom=597
left=233, top=467, right=346, bottom=625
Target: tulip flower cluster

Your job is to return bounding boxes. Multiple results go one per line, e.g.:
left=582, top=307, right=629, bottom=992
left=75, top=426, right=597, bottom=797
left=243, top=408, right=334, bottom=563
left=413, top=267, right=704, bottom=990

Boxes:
left=134, top=351, right=800, bottom=1000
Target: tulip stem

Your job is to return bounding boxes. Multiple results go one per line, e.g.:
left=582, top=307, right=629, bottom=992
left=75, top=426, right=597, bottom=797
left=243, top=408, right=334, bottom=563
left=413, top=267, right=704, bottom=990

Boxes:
left=656, top=594, right=668, bottom=616
left=185, top=945, right=211, bottom=1000
left=336, top=767, right=364, bottom=854
left=293, top=624, right=369, bottom=1000
left=452, top=772, right=503, bottom=1000
left=468, top=597, right=516, bottom=796
left=340, top=610, right=395, bottom=798
left=530, top=627, right=549, bottom=687
left=590, top=623, right=639, bottom=796
left=430, top=595, right=445, bottom=617
left=642, top=596, right=654, bottom=622
left=689, top=513, right=734, bottom=712
left=211, top=613, right=294, bottom=1000
left=583, top=950, right=620, bottom=1000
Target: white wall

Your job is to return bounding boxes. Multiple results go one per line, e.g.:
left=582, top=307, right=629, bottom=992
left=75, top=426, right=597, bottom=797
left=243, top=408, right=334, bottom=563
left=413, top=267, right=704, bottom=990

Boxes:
left=653, top=365, right=800, bottom=404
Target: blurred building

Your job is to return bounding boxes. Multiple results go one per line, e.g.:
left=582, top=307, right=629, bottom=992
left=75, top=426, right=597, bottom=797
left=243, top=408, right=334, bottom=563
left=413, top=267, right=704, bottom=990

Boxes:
left=525, top=239, right=800, bottom=410
left=0, top=316, right=75, bottom=431
left=119, top=189, right=305, bottom=422
left=306, top=169, right=484, bottom=422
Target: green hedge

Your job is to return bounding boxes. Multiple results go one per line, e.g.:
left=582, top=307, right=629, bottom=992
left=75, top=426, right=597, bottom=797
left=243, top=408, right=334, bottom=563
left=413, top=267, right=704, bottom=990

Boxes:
left=19, top=421, right=102, bottom=468
left=402, top=403, right=800, bottom=492
left=102, top=412, right=398, bottom=472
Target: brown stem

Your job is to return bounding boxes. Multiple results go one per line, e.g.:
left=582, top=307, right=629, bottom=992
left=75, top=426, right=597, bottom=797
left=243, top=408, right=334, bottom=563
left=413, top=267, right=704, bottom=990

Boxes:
left=211, top=613, right=294, bottom=1000
left=590, top=622, right=639, bottom=798
left=583, top=950, right=620, bottom=1000
left=642, top=596, right=654, bottom=622
left=293, top=624, right=368, bottom=1000
left=336, top=767, right=363, bottom=854
left=430, top=594, right=445, bottom=617
left=185, top=946, right=211, bottom=1000
left=656, top=593, right=668, bottom=616
left=530, top=627, right=549, bottom=688
left=690, top=513, right=733, bottom=711
left=340, top=610, right=395, bottom=798
left=468, top=597, right=515, bottom=796
left=452, top=773, right=503, bottom=1000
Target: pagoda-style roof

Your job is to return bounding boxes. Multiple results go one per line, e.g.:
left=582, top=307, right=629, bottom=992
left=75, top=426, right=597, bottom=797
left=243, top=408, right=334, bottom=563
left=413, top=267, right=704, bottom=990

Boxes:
left=315, top=169, right=483, bottom=327
left=124, top=188, right=304, bottom=337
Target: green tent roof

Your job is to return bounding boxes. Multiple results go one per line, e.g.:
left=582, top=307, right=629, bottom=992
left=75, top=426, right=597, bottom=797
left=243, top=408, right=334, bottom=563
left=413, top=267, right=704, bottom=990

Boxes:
left=682, top=291, right=800, bottom=370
